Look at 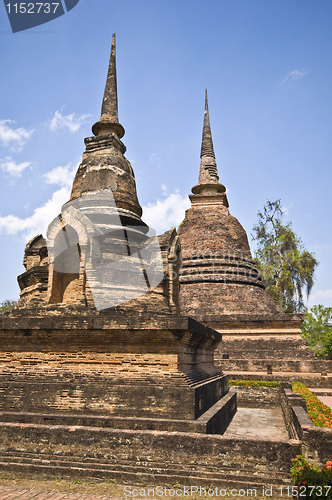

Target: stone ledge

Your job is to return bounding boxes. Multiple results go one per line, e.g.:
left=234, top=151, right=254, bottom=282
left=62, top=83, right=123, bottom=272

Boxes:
left=205, top=312, right=304, bottom=324
left=0, top=310, right=222, bottom=342
left=0, top=421, right=299, bottom=473
left=0, top=408, right=216, bottom=434
left=218, top=358, right=331, bottom=373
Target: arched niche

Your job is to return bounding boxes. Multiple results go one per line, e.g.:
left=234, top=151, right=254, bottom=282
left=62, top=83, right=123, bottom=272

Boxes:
left=49, top=225, right=83, bottom=305
left=46, top=206, right=102, bottom=307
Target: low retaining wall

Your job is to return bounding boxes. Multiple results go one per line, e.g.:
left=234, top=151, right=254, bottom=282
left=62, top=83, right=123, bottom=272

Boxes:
left=0, top=420, right=299, bottom=476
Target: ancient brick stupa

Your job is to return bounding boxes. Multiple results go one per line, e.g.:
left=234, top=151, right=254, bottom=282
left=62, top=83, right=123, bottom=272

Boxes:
left=178, top=90, right=284, bottom=320
left=0, top=35, right=236, bottom=437
left=177, top=92, right=310, bottom=377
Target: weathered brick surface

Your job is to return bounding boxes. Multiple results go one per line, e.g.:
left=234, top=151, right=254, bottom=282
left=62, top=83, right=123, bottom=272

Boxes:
left=0, top=422, right=298, bottom=475
left=177, top=203, right=283, bottom=319
left=17, top=235, right=49, bottom=308
left=220, top=358, right=331, bottom=373
left=216, top=335, right=313, bottom=359
left=0, top=390, right=235, bottom=435
left=230, top=386, right=280, bottom=407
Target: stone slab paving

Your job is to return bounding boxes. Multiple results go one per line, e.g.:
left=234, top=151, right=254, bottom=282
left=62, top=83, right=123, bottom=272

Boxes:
left=309, top=388, right=332, bottom=395
left=0, top=487, right=124, bottom=500
left=317, top=396, right=332, bottom=409
left=309, top=388, right=332, bottom=409
left=223, top=407, right=289, bottom=440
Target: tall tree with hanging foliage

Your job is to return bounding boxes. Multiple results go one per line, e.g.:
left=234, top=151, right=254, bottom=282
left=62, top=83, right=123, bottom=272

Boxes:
left=252, top=199, right=318, bottom=313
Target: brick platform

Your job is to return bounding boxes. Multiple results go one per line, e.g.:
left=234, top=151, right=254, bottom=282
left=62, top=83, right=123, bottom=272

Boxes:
left=0, top=308, right=236, bottom=434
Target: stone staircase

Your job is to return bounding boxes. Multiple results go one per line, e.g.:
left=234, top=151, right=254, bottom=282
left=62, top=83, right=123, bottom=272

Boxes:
left=0, top=449, right=292, bottom=489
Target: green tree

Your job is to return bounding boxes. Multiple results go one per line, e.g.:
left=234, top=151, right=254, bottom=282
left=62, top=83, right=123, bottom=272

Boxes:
left=324, top=331, right=332, bottom=357
left=0, top=300, right=17, bottom=314
left=252, top=199, right=318, bottom=313
left=301, top=305, right=332, bottom=358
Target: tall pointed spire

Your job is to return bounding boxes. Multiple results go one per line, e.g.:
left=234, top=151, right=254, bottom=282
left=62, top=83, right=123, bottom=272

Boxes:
left=200, top=89, right=216, bottom=164
left=191, top=90, right=227, bottom=200
left=101, top=32, right=119, bottom=122
left=92, top=33, right=125, bottom=139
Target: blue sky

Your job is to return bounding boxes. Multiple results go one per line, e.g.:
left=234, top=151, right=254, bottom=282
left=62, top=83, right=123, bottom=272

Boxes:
left=0, top=0, right=331, bottom=308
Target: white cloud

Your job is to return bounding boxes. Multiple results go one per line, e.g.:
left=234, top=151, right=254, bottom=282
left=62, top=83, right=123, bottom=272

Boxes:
left=43, top=163, right=77, bottom=188
left=49, top=109, right=91, bottom=133
left=0, top=157, right=32, bottom=177
left=280, top=201, right=293, bottom=216
left=0, top=120, right=34, bottom=151
left=281, top=70, right=308, bottom=85
left=0, top=187, right=71, bottom=241
left=307, top=289, right=332, bottom=308
left=0, top=164, right=77, bottom=238
left=313, top=243, right=332, bottom=252
left=142, top=190, right=190, bottom=234
left=0, top=183, right=189, bottom=247
left=311, top=289, right=332, bottom=300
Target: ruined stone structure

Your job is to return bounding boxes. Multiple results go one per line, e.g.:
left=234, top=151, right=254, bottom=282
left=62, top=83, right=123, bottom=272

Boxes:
left=1, top=34, right=329, bottom=487
left=177, top=92, right=327, bottom=381
left=0, top=34, right=236, bottom=445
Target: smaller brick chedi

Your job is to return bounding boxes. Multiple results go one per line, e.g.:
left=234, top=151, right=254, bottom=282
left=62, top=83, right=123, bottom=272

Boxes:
left=177, top=92, right=307, bottom=373
left=178, top=90, right=283, bottom=321
left=0, top=35, right=236, bottom=436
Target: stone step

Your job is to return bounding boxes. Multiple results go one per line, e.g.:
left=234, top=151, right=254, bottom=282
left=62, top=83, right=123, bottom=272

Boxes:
left=0, top=410, right=203, bottom=433
left=216, top=339, right=316, bottom=362
left=0, top=387, right=236, bottom=434
left=309, top=388, right=332, bottom=396
left=0, top=451, right=291, bottom=488
left=0, top=450, right=290, bottom=477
